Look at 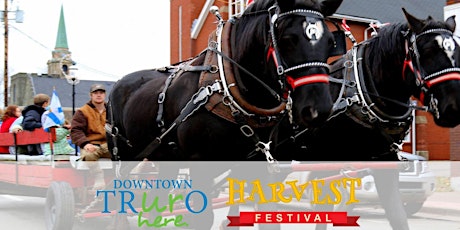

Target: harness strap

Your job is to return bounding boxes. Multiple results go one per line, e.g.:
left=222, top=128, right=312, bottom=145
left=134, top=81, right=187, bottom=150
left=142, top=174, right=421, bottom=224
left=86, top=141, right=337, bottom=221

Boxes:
left=156, top=60, right=218, bottom=128
left=106, top=101, right=134, bottom=161
left=329, top=51, right=359, bottom=120
left=209, top=46, right=282, bottom=102
left=329, top=44, right=411, bottom=159
left=373, top=125, right=405, bottom=160
left=105, top=123, right=132, bottom=147
left=156, top=72, right=178, bottom=128
left=232, top=110, right=276, bottom=163
left=136, top=82, right=223, bottom=160
left=107, top=101, right=119, bottom=161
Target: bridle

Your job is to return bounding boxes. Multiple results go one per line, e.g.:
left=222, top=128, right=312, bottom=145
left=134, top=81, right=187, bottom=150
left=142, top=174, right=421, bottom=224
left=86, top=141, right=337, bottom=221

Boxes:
left=403, top=28, right=460, bottom=118
left=210, top=4, right=341, bottom=122
left=265, top=6, right=332, bottom=91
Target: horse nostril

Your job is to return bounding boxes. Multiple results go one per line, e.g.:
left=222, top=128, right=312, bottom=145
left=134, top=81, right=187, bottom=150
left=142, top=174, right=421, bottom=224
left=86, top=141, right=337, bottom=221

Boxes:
left=310, top=108, right=319, bottom=119
left=302, top=107, right=319, bottom=120
left=444, top=102, right=460, bottom=114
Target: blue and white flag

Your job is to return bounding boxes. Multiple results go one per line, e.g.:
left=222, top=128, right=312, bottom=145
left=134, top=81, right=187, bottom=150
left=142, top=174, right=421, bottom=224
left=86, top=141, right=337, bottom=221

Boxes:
left=43, top=89, right=65, bottom=132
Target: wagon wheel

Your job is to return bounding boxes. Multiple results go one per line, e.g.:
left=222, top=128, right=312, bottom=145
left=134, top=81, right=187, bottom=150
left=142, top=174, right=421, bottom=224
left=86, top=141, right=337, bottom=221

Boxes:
left=45, top=181, right=75, bottom=230
left=403, top=202, right=424, bottom=216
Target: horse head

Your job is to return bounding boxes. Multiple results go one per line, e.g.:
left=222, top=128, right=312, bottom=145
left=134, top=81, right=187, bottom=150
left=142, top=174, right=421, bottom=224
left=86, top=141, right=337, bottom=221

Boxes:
left=402, top=8, right=460, bottom=127
left=231, top=0, right=344, bottom=127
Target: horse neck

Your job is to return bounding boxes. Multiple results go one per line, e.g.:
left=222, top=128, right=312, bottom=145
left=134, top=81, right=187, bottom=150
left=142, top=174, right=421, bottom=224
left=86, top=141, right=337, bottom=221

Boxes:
left=361, top=34, right=413, bottom=114
left=230, top=18, right=282, bottom=108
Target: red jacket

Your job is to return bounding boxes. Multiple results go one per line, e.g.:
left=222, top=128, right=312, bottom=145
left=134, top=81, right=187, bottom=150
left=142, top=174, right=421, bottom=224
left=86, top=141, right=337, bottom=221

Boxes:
left=0, top=117, right=18, bottom=153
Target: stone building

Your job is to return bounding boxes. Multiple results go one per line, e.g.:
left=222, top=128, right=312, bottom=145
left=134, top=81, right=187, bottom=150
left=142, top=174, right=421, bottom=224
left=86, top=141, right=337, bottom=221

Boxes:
left=8, top=5, right=115, bottom=120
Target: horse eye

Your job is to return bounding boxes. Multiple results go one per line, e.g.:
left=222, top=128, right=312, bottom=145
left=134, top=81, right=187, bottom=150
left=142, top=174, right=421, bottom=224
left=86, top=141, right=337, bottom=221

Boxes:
left=329, top=37, right=335, bottom=47
left=279, top=34, right=298, bottom=49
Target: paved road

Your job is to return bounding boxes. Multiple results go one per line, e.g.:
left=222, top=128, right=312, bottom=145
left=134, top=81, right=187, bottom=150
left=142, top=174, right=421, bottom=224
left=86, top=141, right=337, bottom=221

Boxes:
left=0, top=194, right=458, bottom=230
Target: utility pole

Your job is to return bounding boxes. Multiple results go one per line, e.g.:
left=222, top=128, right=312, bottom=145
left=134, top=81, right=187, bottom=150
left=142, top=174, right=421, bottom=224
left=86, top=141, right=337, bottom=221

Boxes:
left=3, top=0, right=7, bottom=107
left=2, top=0, right=23, bottom=107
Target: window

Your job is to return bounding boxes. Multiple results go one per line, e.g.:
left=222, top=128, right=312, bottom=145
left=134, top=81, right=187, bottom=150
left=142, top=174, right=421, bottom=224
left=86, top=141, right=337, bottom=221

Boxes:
left=229, top=0, right=247, bottom=18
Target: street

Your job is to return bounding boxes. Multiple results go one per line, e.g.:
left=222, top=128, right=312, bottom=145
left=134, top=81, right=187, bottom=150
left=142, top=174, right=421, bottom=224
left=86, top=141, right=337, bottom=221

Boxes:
left=0, top=194, right=458, bottom=230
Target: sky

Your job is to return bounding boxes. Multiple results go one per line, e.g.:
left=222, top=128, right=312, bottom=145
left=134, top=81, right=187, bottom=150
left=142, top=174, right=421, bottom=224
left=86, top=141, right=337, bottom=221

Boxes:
left=2, top=0, right=171, bottom=82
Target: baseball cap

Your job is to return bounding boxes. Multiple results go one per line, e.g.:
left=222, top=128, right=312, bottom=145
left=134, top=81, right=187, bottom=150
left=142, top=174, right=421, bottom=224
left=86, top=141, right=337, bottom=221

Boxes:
left=90, top=84, right=106, bottom=93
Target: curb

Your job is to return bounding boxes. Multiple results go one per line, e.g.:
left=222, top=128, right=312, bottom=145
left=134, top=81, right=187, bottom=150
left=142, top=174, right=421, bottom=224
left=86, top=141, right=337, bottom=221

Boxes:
left=420, top=191, right=460, bottom=216
left=418, top=206, right=460, bottom=216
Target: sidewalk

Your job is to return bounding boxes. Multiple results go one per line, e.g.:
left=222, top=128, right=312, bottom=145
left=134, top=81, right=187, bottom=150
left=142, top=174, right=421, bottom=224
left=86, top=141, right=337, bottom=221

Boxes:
left=420, top=191, right=460, bottom=215
left=418, top=161, right=460, bottom=215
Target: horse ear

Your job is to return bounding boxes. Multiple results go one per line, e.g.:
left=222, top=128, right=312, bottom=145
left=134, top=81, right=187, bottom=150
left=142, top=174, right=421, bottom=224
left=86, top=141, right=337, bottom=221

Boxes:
left=446, top=15, right=456, bottom=33
left=320, top=0, right=343, bottom=17
left=276, top=0, right=292, bottom=11
left=402, top=8, right=425, bottom=34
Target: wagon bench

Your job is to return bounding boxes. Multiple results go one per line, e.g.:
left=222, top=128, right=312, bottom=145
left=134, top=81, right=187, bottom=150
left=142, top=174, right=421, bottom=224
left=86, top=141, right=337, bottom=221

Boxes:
left=0, top=128, right=56, bottom=159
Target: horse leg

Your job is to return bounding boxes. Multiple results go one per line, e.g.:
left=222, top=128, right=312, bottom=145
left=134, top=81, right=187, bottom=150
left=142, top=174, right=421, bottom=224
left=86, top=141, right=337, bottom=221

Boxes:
left=181, top=164, right=220, bottom=230
left=107, top=213, right=130, bottom=230
left=256, top=172, right=283, bottom=230
left=105, top=162, right=145, bottom=230
left=220, top=163, right=285, bottom=230
left=219, top=205, right=240, bottom=230
left=132, top=162, right=181, bottom=228
left=218, top=164, right=247, bottom=230
left=309, top=171, right=335, bottom=230
left=374, top=169, right=410, bottom=230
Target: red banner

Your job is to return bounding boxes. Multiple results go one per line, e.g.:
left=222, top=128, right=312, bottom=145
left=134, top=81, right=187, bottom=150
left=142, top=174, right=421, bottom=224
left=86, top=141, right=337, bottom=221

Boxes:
left=227, top=211, right=359, bottom=227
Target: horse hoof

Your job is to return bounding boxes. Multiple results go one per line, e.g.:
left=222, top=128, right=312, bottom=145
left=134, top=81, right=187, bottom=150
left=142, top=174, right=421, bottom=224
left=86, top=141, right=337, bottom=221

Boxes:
left=219, top=221, right=227, bottom=230
left=106, top=214, right=130, bottom=230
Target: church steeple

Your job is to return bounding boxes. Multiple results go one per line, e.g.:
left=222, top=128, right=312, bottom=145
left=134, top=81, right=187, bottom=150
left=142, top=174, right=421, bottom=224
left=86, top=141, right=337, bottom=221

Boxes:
left=47, top=4, right=74, bottom=78
left=55, top=5, right=68, bottom=49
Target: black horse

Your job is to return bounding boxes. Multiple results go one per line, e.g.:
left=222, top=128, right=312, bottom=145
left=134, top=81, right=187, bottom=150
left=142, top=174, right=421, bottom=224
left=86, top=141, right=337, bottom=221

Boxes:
left=107, top=0, right=344, bottom=229
left=279, top=8, right=460, bottom=230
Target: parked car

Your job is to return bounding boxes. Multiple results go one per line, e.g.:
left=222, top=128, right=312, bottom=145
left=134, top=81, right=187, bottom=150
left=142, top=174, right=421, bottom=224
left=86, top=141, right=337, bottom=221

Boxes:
left=287, top=152, right=436, bottom=216
left=351, top=152, right=435, bottom=215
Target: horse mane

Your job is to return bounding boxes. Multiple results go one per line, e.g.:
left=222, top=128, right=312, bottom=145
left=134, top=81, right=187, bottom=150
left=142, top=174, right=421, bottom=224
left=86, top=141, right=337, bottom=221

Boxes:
left=228, top=0, right=280, bottom=104
left=364, top=23, right=409, bottom=82
left=365, top=16, right=452, bottom=82
left=230, top=2, right=272, bottom=63
left=229, top=0, right=326, bottom=103
left=232, top=0, right=323, bottom=63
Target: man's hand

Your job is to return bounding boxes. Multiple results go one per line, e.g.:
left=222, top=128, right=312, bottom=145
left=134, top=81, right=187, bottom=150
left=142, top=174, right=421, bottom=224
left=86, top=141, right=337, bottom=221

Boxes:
left=84, top=143, right=99, bottom=152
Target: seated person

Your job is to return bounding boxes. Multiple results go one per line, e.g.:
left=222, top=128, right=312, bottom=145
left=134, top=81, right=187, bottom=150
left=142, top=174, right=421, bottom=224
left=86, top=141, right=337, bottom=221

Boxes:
left=0, top=105, right=21, bottom=154
left=8, top=116, right=25, bottom=155
left=21, top=94, right=50, bottom=155
left=41, top=119, right=75, bottom=156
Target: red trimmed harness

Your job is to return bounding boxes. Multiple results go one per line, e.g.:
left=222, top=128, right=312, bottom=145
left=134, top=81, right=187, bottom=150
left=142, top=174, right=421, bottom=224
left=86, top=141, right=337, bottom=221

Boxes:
left=267, top=46, right=329, bottom=91
left=403, top=39, right=460, bottom=103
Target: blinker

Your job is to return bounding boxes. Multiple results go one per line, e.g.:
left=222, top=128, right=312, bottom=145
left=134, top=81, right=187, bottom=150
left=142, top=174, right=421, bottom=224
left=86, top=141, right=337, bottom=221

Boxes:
left=329, top=30, right=347, bottom=57
left=328, top=19, right=347, bottom=57
left=328, top=20, right=347, bottom=57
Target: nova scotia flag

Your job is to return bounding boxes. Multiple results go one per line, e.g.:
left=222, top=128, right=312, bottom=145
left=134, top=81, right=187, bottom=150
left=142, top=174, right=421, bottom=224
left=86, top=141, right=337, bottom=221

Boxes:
left=43, top=89, right=65, bottom=132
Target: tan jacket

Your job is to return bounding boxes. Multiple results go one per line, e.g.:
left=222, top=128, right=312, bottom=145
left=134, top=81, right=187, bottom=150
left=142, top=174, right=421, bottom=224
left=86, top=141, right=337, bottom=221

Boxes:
left=71, top=101, right=107, bottom=148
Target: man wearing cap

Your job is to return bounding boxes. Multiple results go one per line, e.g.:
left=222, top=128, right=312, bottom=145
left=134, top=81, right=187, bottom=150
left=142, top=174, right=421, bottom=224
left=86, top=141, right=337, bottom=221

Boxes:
left=71, top=83, right=111, bottom=190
